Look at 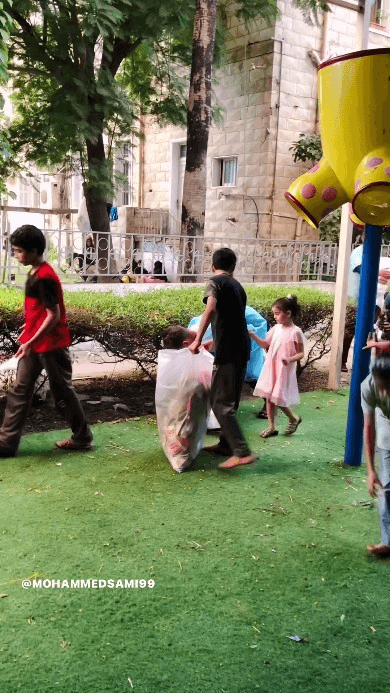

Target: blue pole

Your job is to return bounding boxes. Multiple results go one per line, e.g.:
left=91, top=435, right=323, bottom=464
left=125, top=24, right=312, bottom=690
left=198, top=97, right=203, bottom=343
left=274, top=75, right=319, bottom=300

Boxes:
left=344, top=224, right=383, bottom=466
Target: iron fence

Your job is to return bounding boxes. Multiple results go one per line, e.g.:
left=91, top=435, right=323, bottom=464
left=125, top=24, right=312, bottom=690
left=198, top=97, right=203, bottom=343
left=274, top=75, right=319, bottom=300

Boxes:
left=0, top=226, right=373, bottom=285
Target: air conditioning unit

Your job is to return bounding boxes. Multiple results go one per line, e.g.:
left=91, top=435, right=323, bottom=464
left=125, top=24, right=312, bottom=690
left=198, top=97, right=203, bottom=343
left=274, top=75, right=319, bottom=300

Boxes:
left=40, top=180, right=61, bottom=209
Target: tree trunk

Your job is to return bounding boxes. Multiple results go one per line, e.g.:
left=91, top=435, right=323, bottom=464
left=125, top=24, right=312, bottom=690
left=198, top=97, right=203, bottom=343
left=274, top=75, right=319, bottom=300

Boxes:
left=181, top=0, right=218, bottom=281
left=84, top=133, right=114, bottom=279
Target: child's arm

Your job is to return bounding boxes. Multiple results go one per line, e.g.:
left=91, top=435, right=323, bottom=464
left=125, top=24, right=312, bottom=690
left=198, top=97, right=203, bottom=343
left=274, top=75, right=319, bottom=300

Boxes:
left=282, top=338, right=304, bottom=366
left=188, top=296, right=216, bottom=354
left=365, top=339, right=390, bottom=353
left=15, top=305, right=60, bottom=358
left=363, top=412, right=383, bottom=497
left=248, top=329, right=270, bottom=350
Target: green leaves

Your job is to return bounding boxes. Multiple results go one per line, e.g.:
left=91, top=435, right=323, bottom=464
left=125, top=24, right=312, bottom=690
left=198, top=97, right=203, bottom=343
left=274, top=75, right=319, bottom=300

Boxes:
left=292, top=0, right=329, bottom=25
left=0, top=0, right=13, bottom=83
left=290, top=133, right=323, bottom=164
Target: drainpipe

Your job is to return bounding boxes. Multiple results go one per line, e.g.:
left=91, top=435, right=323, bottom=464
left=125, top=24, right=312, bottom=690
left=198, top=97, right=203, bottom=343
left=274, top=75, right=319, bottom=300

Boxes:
left=362, top=0, right=376, bottom=49
left=321, top=8, right=329, bottom=61
left=138, top=110, right=145, bottom=209
left=269, top=38, right=283, bottom=240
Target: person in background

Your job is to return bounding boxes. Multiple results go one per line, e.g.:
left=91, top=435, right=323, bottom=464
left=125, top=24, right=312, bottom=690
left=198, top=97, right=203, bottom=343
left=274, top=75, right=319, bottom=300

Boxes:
left=153, top=261, right=168, bottom=282
left=342, top=232, right=390, bottom=371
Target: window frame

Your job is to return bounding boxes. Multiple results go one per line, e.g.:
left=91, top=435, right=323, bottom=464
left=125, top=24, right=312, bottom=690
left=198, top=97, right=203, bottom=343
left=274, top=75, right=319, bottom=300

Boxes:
left=212, top=155, right=238, bottom=188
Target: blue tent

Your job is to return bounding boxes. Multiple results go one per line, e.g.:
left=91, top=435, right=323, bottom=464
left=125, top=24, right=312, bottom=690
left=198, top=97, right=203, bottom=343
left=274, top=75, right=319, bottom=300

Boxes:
left=188, top=306, right=267, bottom=382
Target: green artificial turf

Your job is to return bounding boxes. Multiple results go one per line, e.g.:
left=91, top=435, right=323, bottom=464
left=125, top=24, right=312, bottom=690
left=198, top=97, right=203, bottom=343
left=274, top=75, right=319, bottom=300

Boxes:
left=0, top=389, right=389, bottom=693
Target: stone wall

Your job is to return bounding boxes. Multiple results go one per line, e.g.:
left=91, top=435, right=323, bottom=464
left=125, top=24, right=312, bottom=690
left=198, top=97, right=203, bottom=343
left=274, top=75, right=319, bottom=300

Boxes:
left=135, top=2, right=390, bottom=242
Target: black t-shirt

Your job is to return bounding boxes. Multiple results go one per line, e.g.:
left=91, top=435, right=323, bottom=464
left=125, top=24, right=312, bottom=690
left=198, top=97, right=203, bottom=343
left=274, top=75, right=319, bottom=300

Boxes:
left=204, top=274, right=249, bottom=365
left=25, top=271, right=59, bottom=310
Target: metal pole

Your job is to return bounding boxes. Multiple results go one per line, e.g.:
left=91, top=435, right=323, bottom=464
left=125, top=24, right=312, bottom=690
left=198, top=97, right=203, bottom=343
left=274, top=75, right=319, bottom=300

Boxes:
left=344, top=223, right=382, bottom=466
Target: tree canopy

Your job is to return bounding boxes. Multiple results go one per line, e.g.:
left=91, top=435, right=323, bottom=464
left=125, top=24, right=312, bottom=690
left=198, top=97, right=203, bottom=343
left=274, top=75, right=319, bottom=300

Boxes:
left=2, top=0, right=330, bottom=232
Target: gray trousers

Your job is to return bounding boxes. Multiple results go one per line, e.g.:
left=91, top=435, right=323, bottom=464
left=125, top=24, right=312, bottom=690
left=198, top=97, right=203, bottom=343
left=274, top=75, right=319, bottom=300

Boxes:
left=377, top=448, right=390, bottom=546
left=210, top=361, right=251, bottom=457
left=0, top=349, right=92, bottom=454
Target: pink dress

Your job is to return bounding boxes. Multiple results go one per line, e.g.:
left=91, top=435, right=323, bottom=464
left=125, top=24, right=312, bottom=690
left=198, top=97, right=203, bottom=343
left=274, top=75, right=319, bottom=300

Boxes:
left=253, top=324, right=305, bottom=407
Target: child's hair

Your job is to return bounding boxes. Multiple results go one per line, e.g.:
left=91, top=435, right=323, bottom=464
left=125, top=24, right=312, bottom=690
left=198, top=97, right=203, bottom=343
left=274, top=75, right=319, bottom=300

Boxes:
left=10, top=225, right=46, bottom=255
left=272, top=294, right=301, bottom=320
left=212, top=247, right=236, bottom=272
left=372, top=355, right=390, bottom=383
left=163, top=325, right=193, bottom=350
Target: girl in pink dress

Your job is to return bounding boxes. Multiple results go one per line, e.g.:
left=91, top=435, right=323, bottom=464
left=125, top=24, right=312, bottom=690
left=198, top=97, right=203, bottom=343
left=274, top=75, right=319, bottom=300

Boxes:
left=249, top=295, right=305, bottom=438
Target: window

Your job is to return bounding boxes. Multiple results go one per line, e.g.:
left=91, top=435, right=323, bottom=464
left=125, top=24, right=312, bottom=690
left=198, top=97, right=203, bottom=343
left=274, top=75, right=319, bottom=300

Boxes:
left=121, top=143, right=132, bottom=206
left=212, top=156, right=238, bottom=187
left=371, top=0, right=387, bottom=27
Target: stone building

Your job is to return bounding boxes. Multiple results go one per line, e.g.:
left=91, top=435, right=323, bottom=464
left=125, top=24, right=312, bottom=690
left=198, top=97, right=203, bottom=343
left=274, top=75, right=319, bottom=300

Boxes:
left=130, top=0, right=390, bottom=243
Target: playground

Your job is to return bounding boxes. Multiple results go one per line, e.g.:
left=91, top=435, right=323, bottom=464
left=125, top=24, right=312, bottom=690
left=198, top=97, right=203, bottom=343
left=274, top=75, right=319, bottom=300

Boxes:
left=2, top=42, right=390, bottom=693
left=1, top=389, right=389, bottom=693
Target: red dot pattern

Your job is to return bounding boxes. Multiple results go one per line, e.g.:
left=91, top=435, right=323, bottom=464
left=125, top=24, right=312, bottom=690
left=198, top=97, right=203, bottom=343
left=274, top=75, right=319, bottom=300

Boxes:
left=366, top=157, right=384, bottom=169
left=301, top=183, right=316, bottom=199
left=322, top=187, right=337, bottom=202
left=385, top=167, right=390, bottom=177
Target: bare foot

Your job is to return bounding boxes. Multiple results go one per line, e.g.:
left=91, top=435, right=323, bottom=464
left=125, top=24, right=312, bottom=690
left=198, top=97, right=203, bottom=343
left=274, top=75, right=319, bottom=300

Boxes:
left=218, top=454, right=256, bottom=469
left=367, top=542, right=390, bottom=556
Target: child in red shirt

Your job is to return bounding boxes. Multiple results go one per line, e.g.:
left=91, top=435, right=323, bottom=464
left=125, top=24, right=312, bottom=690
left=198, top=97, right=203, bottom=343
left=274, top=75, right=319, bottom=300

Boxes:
left=0, top=225, right=92, bottom=457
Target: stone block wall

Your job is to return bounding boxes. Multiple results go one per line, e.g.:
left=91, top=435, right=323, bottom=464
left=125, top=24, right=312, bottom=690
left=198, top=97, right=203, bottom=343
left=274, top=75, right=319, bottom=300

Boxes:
left=135, top=1, right=390, bottom=243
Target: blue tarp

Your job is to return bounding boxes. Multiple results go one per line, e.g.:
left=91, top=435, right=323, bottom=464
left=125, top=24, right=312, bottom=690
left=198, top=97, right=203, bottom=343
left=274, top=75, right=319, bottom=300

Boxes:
left=188, top=305, right=267, bottom=382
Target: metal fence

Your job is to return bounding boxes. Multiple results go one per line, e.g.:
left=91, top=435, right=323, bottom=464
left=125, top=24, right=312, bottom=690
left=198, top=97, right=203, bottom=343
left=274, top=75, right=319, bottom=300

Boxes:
left=0, top=228, right=341, bottom=284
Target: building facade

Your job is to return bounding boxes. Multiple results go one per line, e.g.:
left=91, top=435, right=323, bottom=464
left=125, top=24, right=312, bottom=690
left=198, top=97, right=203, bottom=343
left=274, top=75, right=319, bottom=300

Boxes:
left=132, top=0, right=390, bottom=242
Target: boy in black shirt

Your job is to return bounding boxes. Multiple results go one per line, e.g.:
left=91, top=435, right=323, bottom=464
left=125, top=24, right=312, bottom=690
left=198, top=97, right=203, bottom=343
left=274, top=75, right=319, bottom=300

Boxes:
left=189, top=248, right=254, bottom=469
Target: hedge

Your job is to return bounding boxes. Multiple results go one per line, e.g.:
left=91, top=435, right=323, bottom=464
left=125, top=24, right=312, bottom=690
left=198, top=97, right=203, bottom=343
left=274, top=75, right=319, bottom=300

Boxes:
left=0, top=285, right=355, bottom=378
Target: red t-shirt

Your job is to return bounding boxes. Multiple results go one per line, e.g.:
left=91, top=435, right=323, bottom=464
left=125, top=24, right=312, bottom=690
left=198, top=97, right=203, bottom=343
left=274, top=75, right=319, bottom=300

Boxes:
left=21, top=262, right=71, bottom=353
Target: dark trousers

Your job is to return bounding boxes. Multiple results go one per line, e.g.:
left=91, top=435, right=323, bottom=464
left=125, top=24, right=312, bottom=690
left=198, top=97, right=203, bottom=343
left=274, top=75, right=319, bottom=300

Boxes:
left=0, top=349, right=92, bottom=454
left=210, top=361, right=251, bottom=457
left=342, top=312, right=356, bottom=366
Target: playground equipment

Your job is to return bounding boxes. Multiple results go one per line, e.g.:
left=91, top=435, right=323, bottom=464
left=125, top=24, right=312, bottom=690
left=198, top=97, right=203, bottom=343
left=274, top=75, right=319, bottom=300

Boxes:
left=285, top=48, right=390, bottom=466
left=286, top=48, right=390, bottom=229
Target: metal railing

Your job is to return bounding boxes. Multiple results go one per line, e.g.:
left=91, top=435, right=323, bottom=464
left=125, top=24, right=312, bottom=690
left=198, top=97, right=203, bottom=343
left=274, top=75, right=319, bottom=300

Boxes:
left=1, top=227, right=376, bottom=285
left=0, top=229, right=340, bottom=284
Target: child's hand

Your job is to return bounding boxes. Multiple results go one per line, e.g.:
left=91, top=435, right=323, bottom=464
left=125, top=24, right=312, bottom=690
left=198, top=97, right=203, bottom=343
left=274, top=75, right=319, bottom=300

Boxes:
left=15, top=343, right=31, bottom=359
left=248, top=330, right=256, bottom=340
left=188, top=339, right=201, bottom=355
left=367, top=470, right=383, bottom=498
left=282, top=357, right=291, bottom=365
left=202, top=339, right=214, bottom=352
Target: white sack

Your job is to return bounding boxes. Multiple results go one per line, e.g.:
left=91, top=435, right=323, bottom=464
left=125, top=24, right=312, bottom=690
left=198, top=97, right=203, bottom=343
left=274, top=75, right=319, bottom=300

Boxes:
left=155, top=348, right=214, bottom=472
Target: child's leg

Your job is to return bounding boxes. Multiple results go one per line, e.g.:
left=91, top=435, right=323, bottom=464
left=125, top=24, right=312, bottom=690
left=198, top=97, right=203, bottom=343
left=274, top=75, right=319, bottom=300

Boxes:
left=0, top=353, right=42, bottom=455
left=266, top=399, right=277, bottom=427
left=279, top=406, right=298, bottom=423
left=42, top=349, right=92, bottom=446
left=260, top=398, right=278, bottom=438
left=367, top=448, right=390, bottom=553
left=210, top=362, right=253, bottom=462
left=280, top=406, right=302, bottom=435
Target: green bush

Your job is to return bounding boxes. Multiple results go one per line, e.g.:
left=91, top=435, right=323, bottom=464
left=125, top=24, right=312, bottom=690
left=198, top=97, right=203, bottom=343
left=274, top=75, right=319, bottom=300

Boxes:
left=0, top=285, right=351, bottom=377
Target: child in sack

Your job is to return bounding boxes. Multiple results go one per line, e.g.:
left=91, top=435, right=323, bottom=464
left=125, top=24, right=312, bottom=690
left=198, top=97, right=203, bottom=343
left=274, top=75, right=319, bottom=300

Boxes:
left=155, top=326, right=213, bottom=473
